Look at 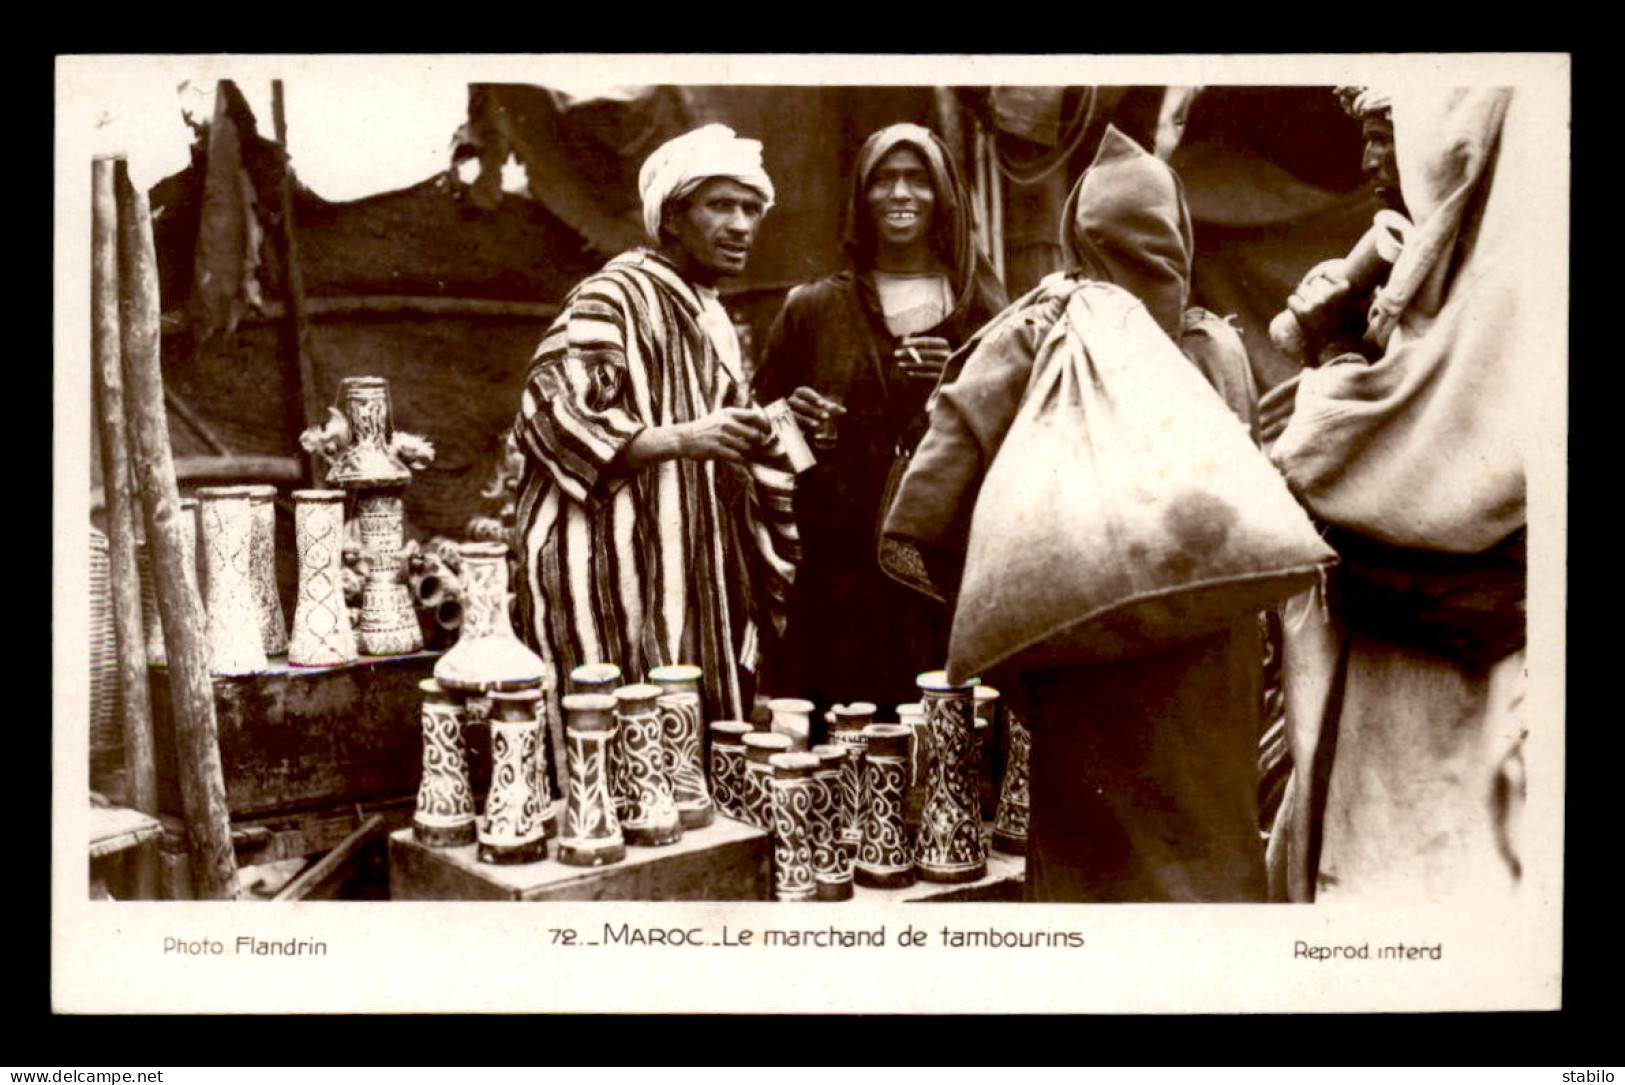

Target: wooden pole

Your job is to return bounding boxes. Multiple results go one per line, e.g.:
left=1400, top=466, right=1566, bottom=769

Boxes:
left=272, top=80, right=325, bottom=486
left=114, top=158, right=242, bottom=901
left=91, top=157, right=160, bottom=900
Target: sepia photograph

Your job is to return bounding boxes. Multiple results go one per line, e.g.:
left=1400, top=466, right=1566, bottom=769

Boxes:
left=51, top=53, right=1569, bottom=1015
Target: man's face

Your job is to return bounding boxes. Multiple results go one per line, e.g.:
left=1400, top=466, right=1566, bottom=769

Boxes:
left=663, top=178, right=766, bottom=283
left=1360, top=114, right=1403, bottom=211
left=865, top=146, right=937, bottom=252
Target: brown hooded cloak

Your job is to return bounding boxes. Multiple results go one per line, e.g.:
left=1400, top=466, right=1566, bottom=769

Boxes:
left=883, top=126, right=1267, bottom=902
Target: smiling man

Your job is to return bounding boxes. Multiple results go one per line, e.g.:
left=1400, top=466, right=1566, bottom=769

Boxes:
left=512, top=124, right=801, bottom=732
left=753, top=123, right=1006, bottom=714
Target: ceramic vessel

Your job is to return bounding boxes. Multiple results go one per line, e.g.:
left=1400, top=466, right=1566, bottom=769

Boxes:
left=810, top=744, right=853, bottom=901
left=647, top=663, right=702, bottom=699
left=478, top=687, right=549, bottom=864
left=707, top=721, right=753, bottom=821
left=915, top=671, right=987, bottom=884
left=742, top=731, right=793, bottom=831
left=826, top=703, right=875, bottom=855
left=992, top=706, right=1033, bottom=856
left=557, top=693, right=626, bottom=867
left=412, top=679, right=476, bottom=847
left=288, top=489, right=357, bottom=666
left=353, top=488, right=423, bottom=655
left=657, top=690, right=713, bottom=829
left=196, top=486, right=268, bottom=676
left=612, top=684, right=682, bottom=847
left=896, top=701, right=928, bottom=832
left=855, top=723, right=915, bottom=889
left=243, top=485, right=289, bottom=655
left=434, top=541, right=547, bottom=692
left=569, top=663, right=623, bottom=694
left=769, top=751, right=820, bottom=903
left=326, top=376, right=413, bottom=488
left=972, top=685, right=1001, bottom=820
left=767, top=697, right=815, bottom=751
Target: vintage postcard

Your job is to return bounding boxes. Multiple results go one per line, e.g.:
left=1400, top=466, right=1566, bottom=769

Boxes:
left=52, top=52, right=1569, bottom=1015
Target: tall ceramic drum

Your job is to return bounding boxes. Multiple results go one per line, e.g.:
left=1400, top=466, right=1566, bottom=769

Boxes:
left=557, top=693, right=626, bottom=867
left=827, top=703, right=874, bottom=855
left=972, top=685, right=1001, bottom=820
left=810, top=744, right=853, bottom=901
left=855, top=723, right=915, bottom=889
left=569, top=663, right=623, bottom=695
left=478, top=687, right=548, bottom=864
left=915, top=671, right=986, bottom=883
left=769, top=752, right=820, bottom=903
left=353, top=489, right=423, bottom=655
left=196, top=486, right=268, bottom=676
left=993, top=706, right=1033, bottom=856
left=657, top=691, right=712, bottom=830
left=288, top=489, right=356, bottom=666
left=412, top=679, right=476, bottom=847
left=243, top=485, right=289, bottom=655
left=742, top=731, right=793, bottom=831
left=612, top=684, right=681, bottom=847
left=708, top=721, right=753, bottom=821
left=767, top=697, right=815, bottom=752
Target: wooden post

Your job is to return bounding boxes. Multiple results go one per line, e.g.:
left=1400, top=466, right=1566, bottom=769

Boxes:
left=272, top=80, right=325, bottom=486
left=114, top=158, right=241, bottom=901
left=92, top=157, right=160, bottom=899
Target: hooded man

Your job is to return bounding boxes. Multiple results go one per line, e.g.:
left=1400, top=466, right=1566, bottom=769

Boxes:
left=1262, top=88, right=1533, bottom=902
left=882, top=126, right=1266, bottom=902
left=512, top=124, right=800, bottom=732
left=752, top=123, right=1007, bottom=714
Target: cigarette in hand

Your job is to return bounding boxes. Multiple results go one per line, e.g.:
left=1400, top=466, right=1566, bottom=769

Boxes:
left=906, top=347, right=925, bottom=367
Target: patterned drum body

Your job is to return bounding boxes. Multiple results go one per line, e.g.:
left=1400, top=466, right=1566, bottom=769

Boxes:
left=558, top=693, right=626, bottom=867
left=770, top=753, right=820, bottom=902
left=244, top=485, right=289, bottom=655
left=613, top=685, right=681, bottom=847
left=288, top=490, right=357, bottom=666
left=658, top=691, right=714, bottom=830
left=708, top=721, right=753, bottom=821
left=354, top=489, right=423, bottom=656
left=810, top=745, right=852, bottom=901
left=413, top=679, right=476, bottom=847
left=915, top=672, right=987, bottom=883
left=742, top=732, right=793, bottom=831
left=197, top=487, right=268, bottom=676
left=827, top=704, right=874, bottom=855
left=992, top=707, right=1033, bottom=856
left=478, top=691, right=548, bottom=865
left=855, top=724, right=915, bottom=889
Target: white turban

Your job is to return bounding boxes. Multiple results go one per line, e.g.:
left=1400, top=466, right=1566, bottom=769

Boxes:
left=637, top=124, right=776, bottom=242
left=1337, top=85, right=1393, bottom=120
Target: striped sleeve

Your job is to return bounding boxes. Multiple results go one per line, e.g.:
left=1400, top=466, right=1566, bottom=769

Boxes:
left=515, top=278, right=648, bottom=503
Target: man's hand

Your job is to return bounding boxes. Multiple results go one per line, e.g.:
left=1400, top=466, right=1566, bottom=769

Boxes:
left=786, top=387, right=847, bottom=451
left=675, top=406, right=772, bottom=463
left=1285, top=260, right=1360, bottom=363
left=895, top=335, right=952, bottom=383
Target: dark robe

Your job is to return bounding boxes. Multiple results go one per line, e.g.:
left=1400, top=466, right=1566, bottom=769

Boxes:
left=754, top=268, right=1004, bottom=713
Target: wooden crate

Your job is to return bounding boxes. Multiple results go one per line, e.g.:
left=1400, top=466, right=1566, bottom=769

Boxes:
left=149, top=651, right=444, bottom=819
left=389, top=817, right=773, bottom=902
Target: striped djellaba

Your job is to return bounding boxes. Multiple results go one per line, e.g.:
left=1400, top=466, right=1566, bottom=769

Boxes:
left=513, top=249, right=800, bottom=726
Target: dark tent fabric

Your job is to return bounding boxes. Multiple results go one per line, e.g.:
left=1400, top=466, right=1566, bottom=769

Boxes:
left=1173, top=86, right=1375, bottom=391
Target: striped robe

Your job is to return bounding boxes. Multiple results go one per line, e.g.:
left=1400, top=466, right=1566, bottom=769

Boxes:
left=513, top=250, right=799, bottom=724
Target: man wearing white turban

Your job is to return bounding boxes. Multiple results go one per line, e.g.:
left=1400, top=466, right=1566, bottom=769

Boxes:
left=513, top=125, right=800, bottom=741
left=1262, top=88, right=1533, bottom=903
